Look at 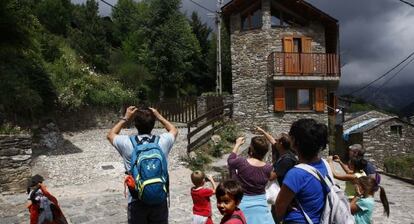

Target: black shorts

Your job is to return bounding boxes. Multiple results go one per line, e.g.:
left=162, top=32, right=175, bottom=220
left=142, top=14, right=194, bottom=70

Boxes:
left=127, top=200, right=168, bottom=224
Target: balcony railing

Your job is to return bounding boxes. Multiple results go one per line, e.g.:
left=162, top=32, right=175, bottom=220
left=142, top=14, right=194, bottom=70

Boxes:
left=268, top=52, right=340, bottom=76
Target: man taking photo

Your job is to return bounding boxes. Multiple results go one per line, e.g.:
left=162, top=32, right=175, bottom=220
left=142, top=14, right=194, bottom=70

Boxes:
left=107, top=106, right=178, bottom=224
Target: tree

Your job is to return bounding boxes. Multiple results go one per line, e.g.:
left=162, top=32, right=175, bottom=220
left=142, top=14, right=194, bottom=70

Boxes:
left=145, top=0, right=201, bottom=98
left=188, top=11, right=215, bottom=94
left=34, top=0, right=72, bottom=36
left=112, top=0, right=144, bottom=44
left=0, top=0, right=57, bottom=122
left=69, top=0, right=110, bottom=72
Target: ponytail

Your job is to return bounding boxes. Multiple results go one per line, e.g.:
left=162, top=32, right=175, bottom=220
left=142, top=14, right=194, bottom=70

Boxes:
left=379, top=186, right=390, bottom=217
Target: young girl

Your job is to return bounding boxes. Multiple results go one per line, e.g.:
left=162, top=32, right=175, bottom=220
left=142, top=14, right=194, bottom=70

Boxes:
left=216, top=180, right=247, bottom=224
left=26, top=174, right=68, bottom=224
left=329, top=157, right=367, bottom=199
left=351, top=176, right=390, bottom=224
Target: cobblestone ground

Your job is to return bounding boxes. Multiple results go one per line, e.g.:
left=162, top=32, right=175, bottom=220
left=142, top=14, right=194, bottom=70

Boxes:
left=0, top=128, right=413, bottom=224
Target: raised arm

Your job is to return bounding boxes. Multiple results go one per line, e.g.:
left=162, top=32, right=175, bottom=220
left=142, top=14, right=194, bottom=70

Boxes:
left=333, top=155, right=353, bottom=174
left=329, top=159, right=356, bottom=181
left=232, top=137, right=245, bottom=154
left=206, top=175, right=217, bottom=193
left=256, top=127, right=277, bottom=145
left=107, top=106, right=138, bottom=145
left=149, top=107, right=178, bottom=139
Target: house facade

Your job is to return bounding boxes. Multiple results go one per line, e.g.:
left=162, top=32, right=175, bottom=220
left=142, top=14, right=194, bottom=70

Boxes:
left=222, top=0, right=340, bottom=137
left=345, top=117, right=414, bottom=169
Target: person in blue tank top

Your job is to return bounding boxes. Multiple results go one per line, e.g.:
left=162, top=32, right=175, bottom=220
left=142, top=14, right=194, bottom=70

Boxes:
left=275, top=119, right=329, bottom=224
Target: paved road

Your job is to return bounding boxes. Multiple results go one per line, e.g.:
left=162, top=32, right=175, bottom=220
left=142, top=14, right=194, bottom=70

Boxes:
left=0, top=128, right=413, bottom=223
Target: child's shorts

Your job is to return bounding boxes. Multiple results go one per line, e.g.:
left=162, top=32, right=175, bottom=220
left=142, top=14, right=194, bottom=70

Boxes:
left=192, top=214, right=212, bottom=224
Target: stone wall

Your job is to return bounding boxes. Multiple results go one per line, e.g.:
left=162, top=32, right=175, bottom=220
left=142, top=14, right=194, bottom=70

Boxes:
left=56, top=107, right=122, bottom=131
left=361, top=119, right=414, bottom=169
left=229, top=0, right=331, bottom=132
left=0, top=134, right=32, bottom=193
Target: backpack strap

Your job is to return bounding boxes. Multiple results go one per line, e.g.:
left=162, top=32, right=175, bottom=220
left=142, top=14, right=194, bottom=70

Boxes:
left=295, top=199, right=314, bottom=224
left=230, top=214, right=246, bottom=224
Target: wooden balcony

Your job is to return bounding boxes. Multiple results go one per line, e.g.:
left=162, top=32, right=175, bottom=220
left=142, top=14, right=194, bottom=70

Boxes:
left=268, top=52, right=340, bottom=76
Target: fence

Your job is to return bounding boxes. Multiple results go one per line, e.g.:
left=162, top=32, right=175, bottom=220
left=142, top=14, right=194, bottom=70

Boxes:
left=147, top=97, right=197, bottom=123
left=187, top=104, right=233, bottom=152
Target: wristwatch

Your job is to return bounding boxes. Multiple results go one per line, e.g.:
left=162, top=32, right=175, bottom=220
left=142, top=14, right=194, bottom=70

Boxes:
left=120, top=117, right=128, bottom=122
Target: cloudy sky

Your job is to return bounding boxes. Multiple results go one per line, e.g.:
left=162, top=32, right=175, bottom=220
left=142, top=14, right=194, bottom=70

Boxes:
left=74, top=0, right=414, bottom=97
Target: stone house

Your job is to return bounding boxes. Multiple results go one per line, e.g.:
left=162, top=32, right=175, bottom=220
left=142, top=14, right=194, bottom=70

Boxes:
left=343, top=116, right=414, bottom=169
left=221, top=0, right=340, bottom=138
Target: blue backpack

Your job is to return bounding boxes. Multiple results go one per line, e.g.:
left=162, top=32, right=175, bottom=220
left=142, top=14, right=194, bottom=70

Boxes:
left=129, top=135, right=169, bottom=205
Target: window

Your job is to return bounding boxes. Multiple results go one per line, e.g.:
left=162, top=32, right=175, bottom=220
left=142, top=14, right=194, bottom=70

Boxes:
left=390, top=125, right=402, bottom=137
left=271, top=8, right=282, bottom=27
left=274, top=87, right=325, bottom=112
left=293, top=38, right=302, bottom=53
left=285, top=88, right=314, bottom=110
left=241, top=6, right=262, bottom=30
left=270, top=6, right=296, bottom=27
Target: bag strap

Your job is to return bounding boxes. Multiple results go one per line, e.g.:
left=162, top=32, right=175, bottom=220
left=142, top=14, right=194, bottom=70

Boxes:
left=230, top=214, right=246, bottom=224
left=295, top=198, right=314, bottom=224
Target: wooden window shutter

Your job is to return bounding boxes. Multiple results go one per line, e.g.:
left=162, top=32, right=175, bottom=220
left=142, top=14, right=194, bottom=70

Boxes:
left=283, top=37, right=294, bottom=74
left=301, top=37, right=312, bottom=53
left=315, top=88, right=326, bottom=112
left=274, top=87, right=285, bottom=112
left=283, top=37, right=294, bottom=52
left=301, top=37, right=312, bottom=73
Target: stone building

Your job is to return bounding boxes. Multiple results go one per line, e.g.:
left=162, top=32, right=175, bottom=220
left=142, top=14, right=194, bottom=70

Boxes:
left=221, top=0, right=340, bottom=137
left=344, top=116, right=414, bottom=169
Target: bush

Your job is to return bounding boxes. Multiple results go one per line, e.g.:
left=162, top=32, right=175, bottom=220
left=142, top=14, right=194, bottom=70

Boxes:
left=182, top=151, right=212, bottom=171
left=384, top=154, right=414, bottom=179
left=47, top=45, right=135, bottom=110
left=217, top=121, right=241, bottom=143
left=0, top=123, right=28, bottom=135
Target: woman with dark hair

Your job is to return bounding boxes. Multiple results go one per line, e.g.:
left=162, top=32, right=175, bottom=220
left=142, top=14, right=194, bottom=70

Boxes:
left=228, top=136, right=275, bottom=224
left=256, top=127, right=298, bottom=223
left=275, top=119, right=330, bottom=224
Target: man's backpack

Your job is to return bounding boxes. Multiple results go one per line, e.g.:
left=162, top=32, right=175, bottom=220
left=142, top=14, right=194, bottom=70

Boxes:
left=295, top=160, right=355, bottom=224
left=128, top=135, right=169, bottom=205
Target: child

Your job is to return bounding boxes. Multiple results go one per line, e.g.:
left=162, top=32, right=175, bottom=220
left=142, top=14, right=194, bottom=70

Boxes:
left=329, top=157, right=367, bottom=199
left=26, top=174, right=68, bottom=224
left=351, top=176, right=390, bottom=224
left=191, top=170, right=217, bottom=224
left=216, top=180, right=247, bottom=224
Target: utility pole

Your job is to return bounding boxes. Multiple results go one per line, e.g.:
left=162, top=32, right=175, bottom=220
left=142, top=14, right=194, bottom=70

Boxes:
left=216, top=0, right=223, bottom=95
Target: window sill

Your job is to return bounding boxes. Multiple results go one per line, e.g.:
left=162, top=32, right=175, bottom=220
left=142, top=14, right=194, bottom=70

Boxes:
left=275, top=110, right=326, bottom=113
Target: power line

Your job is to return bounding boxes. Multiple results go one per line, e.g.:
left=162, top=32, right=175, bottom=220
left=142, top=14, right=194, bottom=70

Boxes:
left=344, top=51, right=414, bottom=96
left=370, top=55, right=414, bottom=99
left=188, top=0, right=215, bottom=13
left=398, top=0, right=414, bottom=7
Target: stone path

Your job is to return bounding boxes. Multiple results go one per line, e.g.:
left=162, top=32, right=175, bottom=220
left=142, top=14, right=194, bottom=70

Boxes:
left=1, top=128, right=413, bottom=224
